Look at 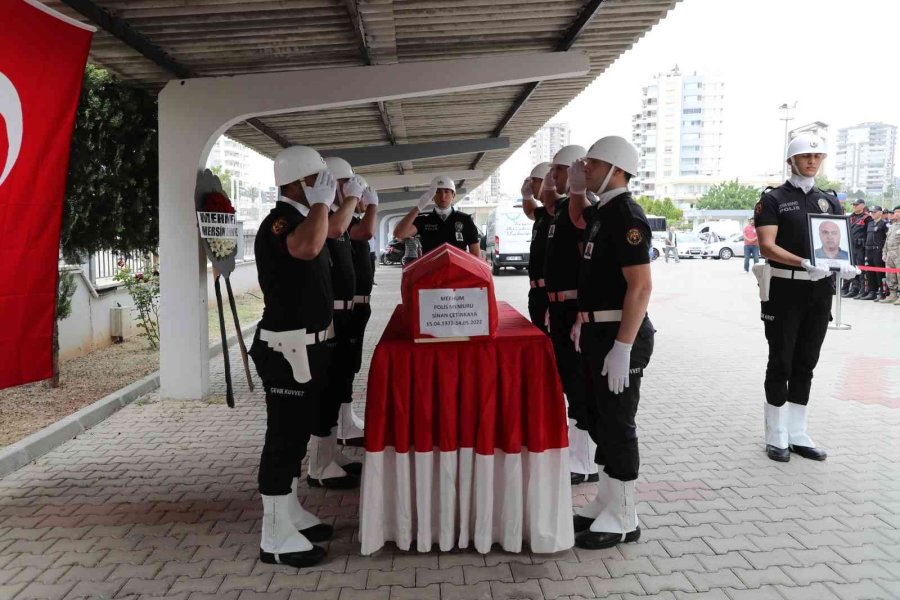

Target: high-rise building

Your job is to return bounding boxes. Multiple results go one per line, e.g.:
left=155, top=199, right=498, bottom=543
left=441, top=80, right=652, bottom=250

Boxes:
left=529, top=123, right=570, bottom=165
left=631, top=66, right=725, bottom=203
left=835, top=122, right=897, bottom=197
left=490, top=172, right=501, bottom=198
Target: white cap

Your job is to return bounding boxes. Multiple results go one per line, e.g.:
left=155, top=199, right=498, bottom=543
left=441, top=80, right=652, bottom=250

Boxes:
left=432, top=175, right=456, bottom=192
left=274, top=145, right=327, bottom=186
left=786, top=133, right=827, bottom=160
left=530, top=162, right=551, bottom=179
left=551, top=145, right=587, bottom=167
left=585, top=136, right=640, bottom=176
left=324, top=156, right=354, bottom=180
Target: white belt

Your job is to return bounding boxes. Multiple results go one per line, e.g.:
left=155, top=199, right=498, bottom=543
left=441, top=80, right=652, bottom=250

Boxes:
left=353, top=295, right=370, bottom=304
left=771, top=268, right=811, bottom=281
left=579, top=310, right=623, bottom=323
left=530, top=279, right=546, bottom=289
left=548, top=289, right=578, bottom=302
left=334, top=299, right=354, bottom=310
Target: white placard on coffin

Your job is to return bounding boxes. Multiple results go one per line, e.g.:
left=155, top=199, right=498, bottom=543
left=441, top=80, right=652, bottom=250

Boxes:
left=418, top=287, right=490, bottom=338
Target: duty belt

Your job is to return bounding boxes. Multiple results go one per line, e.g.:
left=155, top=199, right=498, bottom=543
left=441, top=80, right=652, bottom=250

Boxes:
left=529, top=279, right=546, bottom=289
left=334, top=299, right=354, bottom=310
left=547, top=289, right=578, bottom=302
left=258, top=322, right=335, bottom=384
left=353, top=295, right=370, bottom=304
left=770, top=268, right=811, bottom=281
left=579, top=310, right=623, bottom=323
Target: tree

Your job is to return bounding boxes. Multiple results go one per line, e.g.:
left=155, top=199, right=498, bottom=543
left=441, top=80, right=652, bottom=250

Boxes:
left=814, top=174, right=843, bottom=192
left=210, top=166, right=233, bottom=200
left=695, top=180, right=761, bottom=210
left=61, top=65, right=159, bottom=263
left=634, top=196, right=683, bottom=223
left=50, top=270, right=77, bottom=388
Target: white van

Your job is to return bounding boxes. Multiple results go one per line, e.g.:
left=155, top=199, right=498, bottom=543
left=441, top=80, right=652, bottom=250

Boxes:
left=694, top=220, right=741, bottom=242
left=484, top=204, right=532, bottom=274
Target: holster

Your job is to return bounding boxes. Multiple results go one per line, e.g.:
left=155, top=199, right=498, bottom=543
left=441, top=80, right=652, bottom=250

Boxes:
left=752, top=263, right=772, bottom=302
left=259, top=328, right=311, bottom=384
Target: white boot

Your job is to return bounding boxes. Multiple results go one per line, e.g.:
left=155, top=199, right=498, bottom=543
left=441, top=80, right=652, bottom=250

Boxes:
left=336, top=403, right=365, bottom=441
left=568, top=420, right=598, bottom=476
left=787, top=403, right=815, bottom=448
left=288, top=478, right=322, bottom=530
left=307, top=431, right=350, bottom=481
left=764, top=402, right=789, bottom=449
left=261, top=494, right=313, bottom=556
left=575, top=470, right=610, bottom=520
left=588, top=476, right=638, bottom=535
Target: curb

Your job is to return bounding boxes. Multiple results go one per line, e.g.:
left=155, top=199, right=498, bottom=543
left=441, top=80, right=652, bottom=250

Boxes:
left=0, top=324, right=256, bottom=479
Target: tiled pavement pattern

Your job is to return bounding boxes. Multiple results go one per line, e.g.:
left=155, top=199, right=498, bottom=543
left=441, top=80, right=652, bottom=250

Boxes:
left=1, top=259, right=898, bottom=600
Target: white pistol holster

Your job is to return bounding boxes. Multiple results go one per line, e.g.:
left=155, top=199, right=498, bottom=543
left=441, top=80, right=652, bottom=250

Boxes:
left=752, top=263, right=772, bottom=302
left=259, top=329, right=312, bottom=384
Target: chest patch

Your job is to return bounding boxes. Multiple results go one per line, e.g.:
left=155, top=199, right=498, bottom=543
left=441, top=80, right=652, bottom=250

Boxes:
left=817, top=198, right=830, bottom=213
left=455, top=232, right=464, bottom=242
left=626, top=228, right=643, bottom=246
left=271, top=217, right=289, bottom=236
left=424, top=224, right=439, bottom=231
left=455, top=221, right=464, bottom=232
left=548, top=224, right=556, bottom=239
left=584, top=241, right=594, bottom=259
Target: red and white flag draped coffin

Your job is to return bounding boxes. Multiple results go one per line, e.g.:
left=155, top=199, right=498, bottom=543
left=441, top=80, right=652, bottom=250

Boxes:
left=400, top=243, right=498, bottom=340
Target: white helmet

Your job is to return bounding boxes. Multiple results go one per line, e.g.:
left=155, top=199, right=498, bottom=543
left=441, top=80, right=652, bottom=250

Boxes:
left=324, top=156, right=354, bottom=180
left=786, top=134, right=827, bottom=160
left=274, top=145, right=327, bottom=186
left=432, top=175, right=456, bottom=192
left=551, top=145, right=586, bottom=167
left=530, top=162, right=551, bottom=179
left=585, top=136, right=640, bottom=175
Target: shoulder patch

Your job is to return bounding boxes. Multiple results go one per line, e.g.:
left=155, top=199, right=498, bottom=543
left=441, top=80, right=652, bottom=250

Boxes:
left=271, top=217, right=289, bottom=236
left=754, top=202, right=763, bottom=216
left=626, top=227, right=644, bottom=246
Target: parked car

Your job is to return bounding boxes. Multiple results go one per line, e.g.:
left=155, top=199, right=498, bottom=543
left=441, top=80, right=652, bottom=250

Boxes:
left=676, top=233, right=705, bottom=259
left=650, top=232, right=666, bottom=261
left=702, top=234, right=745, bottom=260
left=380, top=238, right=404, bottom=265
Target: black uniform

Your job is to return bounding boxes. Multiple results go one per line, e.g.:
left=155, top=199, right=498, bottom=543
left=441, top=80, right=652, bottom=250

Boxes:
left=250, top=201, right=333, bottom=496
left=527, top=206, right=553, bottom=334
left=845, top=211, right=870, bottom=294
left=864, top=218, right=889, bottom=296
left=544, top=197, right=589, bottom=429
left=754, top=183, right=842, bottom=408
left=349, top=217, right=374, bottom=374
left=316, top=226, right=356, bottom=437
left=413, top=207, right=479, bottom=254
left=578, top=193, right=654, bottom=482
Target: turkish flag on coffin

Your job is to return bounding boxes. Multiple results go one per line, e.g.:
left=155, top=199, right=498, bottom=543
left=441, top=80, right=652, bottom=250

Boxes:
left=0, top=0, right=93, bottom=390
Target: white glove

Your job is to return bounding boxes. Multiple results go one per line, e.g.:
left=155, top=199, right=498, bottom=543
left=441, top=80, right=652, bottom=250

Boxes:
left=569, top=319, right=582, bottom=353
left=361, top=186, right=379, bottom=209
left=521, top=177, right=534, bottom=202
left=837, top=263, right=861, bottom=280
left=341, top=176, right=366, bottom=200
left=567, top=160, right=587, bottom=195
left=417, top=185, right=436, bottom=211
left=304, top=170, right=336, bottom=207
left=601, top=340, right=632, bottom=395
left=540, top=168, right=557, bottom=196
left=800, top=259, right=832, bottom=282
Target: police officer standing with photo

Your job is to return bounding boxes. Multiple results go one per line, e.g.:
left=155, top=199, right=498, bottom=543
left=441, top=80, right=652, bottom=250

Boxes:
left=250, top=145, right=337, bottom=567
left=393, top=175, right=480, bottom=257
left=567, top=136, right=653, bottom=550
left=754, top=134, right=858, bottom=463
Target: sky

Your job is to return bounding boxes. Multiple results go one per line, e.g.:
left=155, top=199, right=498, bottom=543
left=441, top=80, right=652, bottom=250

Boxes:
left=492, top=0, right=900, bottom=197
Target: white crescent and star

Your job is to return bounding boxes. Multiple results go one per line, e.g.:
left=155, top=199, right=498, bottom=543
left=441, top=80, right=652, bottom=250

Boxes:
left=0, top=72, right=24, bottom=188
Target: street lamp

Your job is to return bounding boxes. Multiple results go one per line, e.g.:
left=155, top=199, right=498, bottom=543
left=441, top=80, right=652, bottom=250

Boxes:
left=779, top=102, right=797, bottom=180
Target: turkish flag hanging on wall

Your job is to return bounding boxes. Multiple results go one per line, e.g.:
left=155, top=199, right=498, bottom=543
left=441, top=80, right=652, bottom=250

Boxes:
left=0, top=0, right=93, bottom=389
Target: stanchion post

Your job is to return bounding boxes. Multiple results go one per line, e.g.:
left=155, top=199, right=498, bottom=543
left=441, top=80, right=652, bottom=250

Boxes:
left=830, top=274, right=851, bottom=331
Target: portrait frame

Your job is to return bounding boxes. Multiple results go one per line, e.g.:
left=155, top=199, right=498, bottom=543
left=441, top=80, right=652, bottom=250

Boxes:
left=808, top=214, right=853, bottom=271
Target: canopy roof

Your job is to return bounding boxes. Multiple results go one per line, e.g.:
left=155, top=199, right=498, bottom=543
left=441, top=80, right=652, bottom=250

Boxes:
left=47, top=0, right=679, bottom=193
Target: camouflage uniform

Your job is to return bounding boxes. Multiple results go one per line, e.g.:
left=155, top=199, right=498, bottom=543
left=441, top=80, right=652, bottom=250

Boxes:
left=884, top=219, right=900, bottom=304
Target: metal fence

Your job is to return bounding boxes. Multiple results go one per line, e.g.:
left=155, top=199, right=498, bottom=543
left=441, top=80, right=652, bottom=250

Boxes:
left=89, top=250, right=157, bottom=286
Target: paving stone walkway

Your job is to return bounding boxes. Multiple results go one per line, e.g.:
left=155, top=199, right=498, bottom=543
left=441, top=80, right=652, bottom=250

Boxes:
left=1, top=259, right=898, bottom=600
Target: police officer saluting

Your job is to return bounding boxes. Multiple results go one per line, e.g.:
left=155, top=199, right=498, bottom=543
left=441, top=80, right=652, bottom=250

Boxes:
left=755, top=134, right=858, bottom=462
left=336, top=176, right=379, bottom=444
left=250, top=145, right=337, bottom=567
left=393, top=175, right=480, bottom=257
left=567, top=136, right=653, bottom=549
left=842, top=199, right=870, bottom=298
left=521, top=161, right=552, bottom=333
left=306, top=156, right=365, bottom=488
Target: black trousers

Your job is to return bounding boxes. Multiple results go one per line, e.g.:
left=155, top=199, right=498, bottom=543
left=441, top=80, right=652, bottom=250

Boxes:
left=580, top=317, right=655, bottom=482
left=548, top=299, right=589, bottom=429
left=865, top=246, right=885, bottom=295
left=250, top=333, right=332, bottom=496
left=761, top=277, right=832, bottom=407
left=315, top=309, right=355, bottom=437
left=527, top=287, right=549, bottom=335
left=348, top=303, right=372, bottom=374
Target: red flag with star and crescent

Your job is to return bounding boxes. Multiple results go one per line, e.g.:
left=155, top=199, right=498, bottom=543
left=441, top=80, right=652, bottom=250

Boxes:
left=0, top=0, right=93, bottom=389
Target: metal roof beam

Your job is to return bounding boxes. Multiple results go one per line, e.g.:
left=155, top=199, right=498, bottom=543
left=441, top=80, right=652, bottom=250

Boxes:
left=320, top=137, right=509, bottom=167
left=378, top=188, right=469, bottom=205
left=366, top=171, right=483, bottom=191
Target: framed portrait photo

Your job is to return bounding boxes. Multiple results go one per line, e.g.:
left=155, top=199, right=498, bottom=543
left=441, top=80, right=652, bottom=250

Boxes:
left=808, top=214, right=853, bottom=271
